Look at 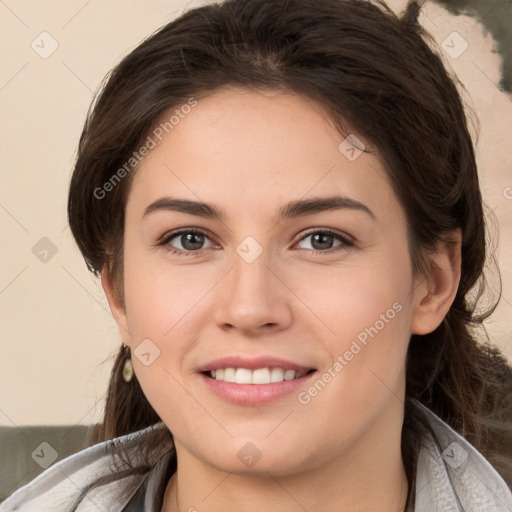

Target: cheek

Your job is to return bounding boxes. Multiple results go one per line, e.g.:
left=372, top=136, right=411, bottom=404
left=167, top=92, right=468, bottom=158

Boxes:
left=296, top=251, right=412, bottom=348
left=123, top=245, right=216, bottom=340
left=291, top=274, right=412, bottom=465
left=294, top=250, right=413, bottom=404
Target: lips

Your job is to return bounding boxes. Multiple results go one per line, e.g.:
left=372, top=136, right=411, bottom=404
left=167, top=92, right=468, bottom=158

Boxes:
left=196, top=355, right=317, bottom=404
left=197, top=355, right=315, bottom=373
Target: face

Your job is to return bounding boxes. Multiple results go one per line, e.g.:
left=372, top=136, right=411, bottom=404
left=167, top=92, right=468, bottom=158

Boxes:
left=106, top=86, right=432, bottom=476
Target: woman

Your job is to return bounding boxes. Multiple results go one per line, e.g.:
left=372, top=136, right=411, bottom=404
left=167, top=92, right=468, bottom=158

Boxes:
left=2, top=0, right=511, bottom=510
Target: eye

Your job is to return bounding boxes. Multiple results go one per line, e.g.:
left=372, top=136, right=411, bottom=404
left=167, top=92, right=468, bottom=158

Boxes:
left=295, top=228, right=354, bottom=253
left=158, top=227, right=354, bottom=256
left=160, top=229, right=215, bottom=255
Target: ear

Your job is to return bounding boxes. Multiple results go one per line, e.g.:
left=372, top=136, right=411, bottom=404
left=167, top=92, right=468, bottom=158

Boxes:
left=410, top=229, right=462, bottom=335
left=101, top=265, right=133, bottom=347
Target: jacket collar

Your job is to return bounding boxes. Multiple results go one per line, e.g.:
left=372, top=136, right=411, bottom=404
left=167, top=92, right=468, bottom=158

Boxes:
left=413, top=401, right=512, bottom=511
left=2, top=401, right=511, bottom=511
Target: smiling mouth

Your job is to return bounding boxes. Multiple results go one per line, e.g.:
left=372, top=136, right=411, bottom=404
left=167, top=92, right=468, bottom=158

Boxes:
left=202, top=367, right=316, bottom=384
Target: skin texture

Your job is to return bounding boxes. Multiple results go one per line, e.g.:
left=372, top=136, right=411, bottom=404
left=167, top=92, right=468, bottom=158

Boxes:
left=101, top=86, right=461, bottom=512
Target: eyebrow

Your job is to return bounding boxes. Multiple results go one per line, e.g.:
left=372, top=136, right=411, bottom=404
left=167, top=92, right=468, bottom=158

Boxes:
left=142, top=195, right=376, bottom=222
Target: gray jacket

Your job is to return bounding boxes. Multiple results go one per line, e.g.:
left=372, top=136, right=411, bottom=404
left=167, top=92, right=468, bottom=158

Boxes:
left=1, top=401, right=511, bottom=511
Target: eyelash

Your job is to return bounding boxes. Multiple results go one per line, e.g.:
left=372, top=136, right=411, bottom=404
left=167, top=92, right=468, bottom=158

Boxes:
left=158, top=228, right=354, bottom=256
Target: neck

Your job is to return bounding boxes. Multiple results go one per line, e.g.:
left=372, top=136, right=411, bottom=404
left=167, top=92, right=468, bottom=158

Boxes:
left=162, top=399, right=409, bottom=512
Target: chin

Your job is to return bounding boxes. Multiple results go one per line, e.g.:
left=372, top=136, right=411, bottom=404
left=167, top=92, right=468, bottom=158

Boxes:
left=192, top=436, right=316, bottom=476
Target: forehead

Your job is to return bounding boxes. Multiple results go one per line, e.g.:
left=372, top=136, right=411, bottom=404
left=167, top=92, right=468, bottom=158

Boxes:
left=126, top=87, right=400, bottom=223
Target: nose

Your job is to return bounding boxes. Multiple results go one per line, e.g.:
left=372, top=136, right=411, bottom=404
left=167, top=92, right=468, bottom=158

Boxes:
left=214, top=248, right=293, bottom=335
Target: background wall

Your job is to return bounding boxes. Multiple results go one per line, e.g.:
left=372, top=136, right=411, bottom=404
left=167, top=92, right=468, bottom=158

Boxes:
left=1, top=0, right=511, bottom=431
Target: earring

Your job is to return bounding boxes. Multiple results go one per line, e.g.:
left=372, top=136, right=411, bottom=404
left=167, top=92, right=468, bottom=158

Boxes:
left=123, top=352, right=134, bottom=383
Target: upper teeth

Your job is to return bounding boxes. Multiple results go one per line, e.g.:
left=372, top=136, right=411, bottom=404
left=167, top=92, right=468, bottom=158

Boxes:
left=210, top=367, right=308, bottom=384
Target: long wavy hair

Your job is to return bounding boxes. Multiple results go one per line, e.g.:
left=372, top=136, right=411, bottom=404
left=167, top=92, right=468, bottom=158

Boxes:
left=64, top=0, right=512, bottom=509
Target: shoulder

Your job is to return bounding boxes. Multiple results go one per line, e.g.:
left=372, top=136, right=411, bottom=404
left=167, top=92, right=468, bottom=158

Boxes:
left=0, top=422, right=170, bottom=512
left=413, top=400, right=512, bottom=512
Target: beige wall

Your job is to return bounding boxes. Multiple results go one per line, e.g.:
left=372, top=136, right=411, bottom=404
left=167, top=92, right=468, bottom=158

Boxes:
left=1, top=0, right=511, bottom=426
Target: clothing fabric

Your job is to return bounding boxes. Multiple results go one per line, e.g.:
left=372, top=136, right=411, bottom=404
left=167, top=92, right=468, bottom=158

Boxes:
left=1, top=401, right=511, bottom=511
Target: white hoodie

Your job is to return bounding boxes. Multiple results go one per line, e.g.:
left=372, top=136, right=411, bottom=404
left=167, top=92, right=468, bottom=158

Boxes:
left=1, top=401, right=511, bottom=511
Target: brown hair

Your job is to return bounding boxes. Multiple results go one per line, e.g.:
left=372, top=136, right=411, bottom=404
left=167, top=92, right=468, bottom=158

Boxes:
left=65, top=0, right=512, bottom=508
